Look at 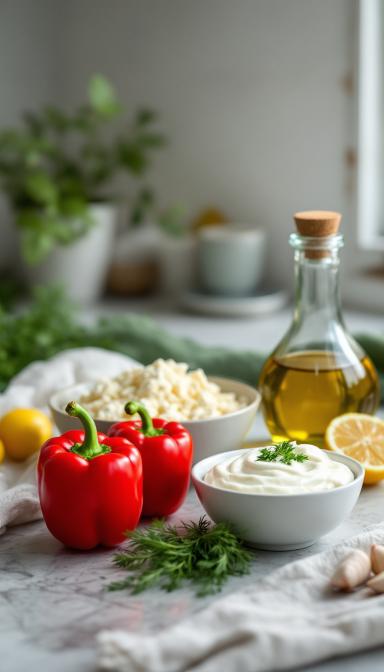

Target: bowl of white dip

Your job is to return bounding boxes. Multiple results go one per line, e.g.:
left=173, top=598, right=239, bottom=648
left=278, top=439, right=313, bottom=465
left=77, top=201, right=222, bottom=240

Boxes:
left=192, top=443, right=364, bottom=550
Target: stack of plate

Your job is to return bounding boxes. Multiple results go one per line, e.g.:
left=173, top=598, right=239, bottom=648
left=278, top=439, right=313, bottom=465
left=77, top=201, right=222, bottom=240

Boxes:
left=180, top=287, right=288, bottom=318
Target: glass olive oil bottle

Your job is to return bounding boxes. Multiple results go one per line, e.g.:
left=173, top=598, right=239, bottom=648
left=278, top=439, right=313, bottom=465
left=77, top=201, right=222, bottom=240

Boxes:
left=259, top=211, right=379, bottom=446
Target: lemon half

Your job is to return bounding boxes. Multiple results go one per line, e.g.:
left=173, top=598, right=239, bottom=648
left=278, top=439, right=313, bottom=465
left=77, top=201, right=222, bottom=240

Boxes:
left=325, top=413, right=384, bottom=485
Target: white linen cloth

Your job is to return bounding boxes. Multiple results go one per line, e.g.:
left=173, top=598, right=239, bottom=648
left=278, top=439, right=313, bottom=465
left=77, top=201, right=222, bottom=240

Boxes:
left=0, top=347, right=139, bottom=535
left=3, top=348, right=384, bottom=671
left=97, top=523, right=384, bottom=672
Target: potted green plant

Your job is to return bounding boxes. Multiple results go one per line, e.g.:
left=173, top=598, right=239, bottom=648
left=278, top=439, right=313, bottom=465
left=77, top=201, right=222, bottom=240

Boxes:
left=0, top=75, right=165, bottom=303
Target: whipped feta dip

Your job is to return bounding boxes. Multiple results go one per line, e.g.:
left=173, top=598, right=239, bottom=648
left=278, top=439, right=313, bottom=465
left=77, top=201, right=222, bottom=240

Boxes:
left=204, top=443, right=354, bottom=495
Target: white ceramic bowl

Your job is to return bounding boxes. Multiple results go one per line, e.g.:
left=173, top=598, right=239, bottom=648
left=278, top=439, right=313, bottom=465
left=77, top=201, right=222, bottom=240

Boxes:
left=192, top=448, right=364, bottom=550
left=49, top=377, right=260, bottom=464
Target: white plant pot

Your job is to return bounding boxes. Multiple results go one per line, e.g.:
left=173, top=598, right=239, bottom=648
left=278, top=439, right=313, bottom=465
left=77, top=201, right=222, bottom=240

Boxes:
left=23, top=204, right=117, bottom=304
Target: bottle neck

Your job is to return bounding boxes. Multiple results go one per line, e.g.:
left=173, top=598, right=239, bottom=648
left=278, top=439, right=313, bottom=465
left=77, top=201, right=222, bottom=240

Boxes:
left=276, top=231, right=365, bottom=366
left=292, top=249, right=343, bottom=324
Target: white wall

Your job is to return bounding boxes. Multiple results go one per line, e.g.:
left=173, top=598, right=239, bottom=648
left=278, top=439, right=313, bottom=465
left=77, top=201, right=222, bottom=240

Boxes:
left=0, top=0, right=359, bottom=289
left=62, top=0, right=355, bottom=287
left=0, top=0, right=64, bottom=267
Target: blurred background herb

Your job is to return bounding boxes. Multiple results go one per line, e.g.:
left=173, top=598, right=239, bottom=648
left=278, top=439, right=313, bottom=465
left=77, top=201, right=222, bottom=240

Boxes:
left=0, top=75, right=165, bottom=265
left=0, top=286, right=265, bottom=393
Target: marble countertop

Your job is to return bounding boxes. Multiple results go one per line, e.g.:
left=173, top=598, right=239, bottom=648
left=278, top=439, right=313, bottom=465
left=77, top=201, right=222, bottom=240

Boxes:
left=1, top=302, right=384, bottom=672
left=2, top=482, right=384, bottom=672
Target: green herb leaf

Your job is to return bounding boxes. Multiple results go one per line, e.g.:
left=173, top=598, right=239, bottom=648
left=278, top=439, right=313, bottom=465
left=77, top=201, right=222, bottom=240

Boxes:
left=18, top=218, right=55, bottom=264
left=0, top=74, right=166, bottom=263
left=129, top=186, right=156, bottom=226
left=117, top=140, right=148, bottom=175
left=88, top=75, right=121, bottom=118
left=257, top=441, right=309, bottom=466
left=108, top=516, right=251, bottom=597
left=25, top=172, right=57, bottom=206
left=135, top=108, right=158, bottom=127
left=42, top=106, right=70, bottom=133
left=157, top=204, right=187, bottom=237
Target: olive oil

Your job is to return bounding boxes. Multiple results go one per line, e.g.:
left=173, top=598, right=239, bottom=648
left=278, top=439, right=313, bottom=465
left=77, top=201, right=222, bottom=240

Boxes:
left=259, top=211, right=380, bottom=447
left=259, top=350, right=379, bottom=446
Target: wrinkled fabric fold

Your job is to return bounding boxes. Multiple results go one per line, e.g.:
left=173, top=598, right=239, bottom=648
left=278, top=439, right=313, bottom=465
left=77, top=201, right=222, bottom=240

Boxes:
left=97, top=524, right=384, bottom=672
left=0, top=348, right=138, bottom=534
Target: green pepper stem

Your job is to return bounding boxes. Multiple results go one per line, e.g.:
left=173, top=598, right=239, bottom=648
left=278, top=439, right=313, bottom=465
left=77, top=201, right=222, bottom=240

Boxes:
left=66, top=401, right=110, bottom=459
left=124, top=401, right=163, bottom=437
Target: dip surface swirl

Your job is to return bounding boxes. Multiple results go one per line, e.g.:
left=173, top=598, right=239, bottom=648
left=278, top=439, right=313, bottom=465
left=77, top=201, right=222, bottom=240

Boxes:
left=204, top=444, right=354, bottom=494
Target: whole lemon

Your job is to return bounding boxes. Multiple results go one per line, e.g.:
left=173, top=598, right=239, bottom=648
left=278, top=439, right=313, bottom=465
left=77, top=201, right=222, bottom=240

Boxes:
left=0, top=439, right=4, bottom=464
left=0, top=408, right=53, bottom=462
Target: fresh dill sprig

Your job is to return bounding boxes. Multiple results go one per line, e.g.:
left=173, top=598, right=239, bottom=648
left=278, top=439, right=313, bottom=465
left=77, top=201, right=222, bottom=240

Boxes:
left=257, top=440, right=309, bottom=466
left=108, top=516, right=251, bottom=597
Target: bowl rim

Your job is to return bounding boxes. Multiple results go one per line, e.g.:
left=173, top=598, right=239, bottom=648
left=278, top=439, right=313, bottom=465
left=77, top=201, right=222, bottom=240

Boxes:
left=192, top=447, right=364, bottom=499
left=50, top=381, right=96, bottom=413
left=49, top=375, right=261, bottom=425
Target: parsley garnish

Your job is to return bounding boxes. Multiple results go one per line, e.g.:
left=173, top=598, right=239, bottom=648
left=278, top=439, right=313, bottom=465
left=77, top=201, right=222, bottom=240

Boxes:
left=108, top=516, right=251, bottom=597
left=257, top=441, right=309, bottom=466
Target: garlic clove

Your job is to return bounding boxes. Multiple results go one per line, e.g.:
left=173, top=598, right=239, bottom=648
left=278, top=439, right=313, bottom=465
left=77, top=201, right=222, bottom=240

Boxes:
left=367, top=570, right=384, bottom=594
left=370, top=544, right=384, bottom=575
left=331, top=549, right=371, bottom=591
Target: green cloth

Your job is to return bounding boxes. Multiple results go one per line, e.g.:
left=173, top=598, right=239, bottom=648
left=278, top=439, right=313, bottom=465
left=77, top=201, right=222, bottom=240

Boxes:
left=95, top=314, right=384, bottom=399
left=3, top=286, right=382, bottom=398
left=355, top=333, right=384, bottom=397
left=96, top=314, right=265, bottom=386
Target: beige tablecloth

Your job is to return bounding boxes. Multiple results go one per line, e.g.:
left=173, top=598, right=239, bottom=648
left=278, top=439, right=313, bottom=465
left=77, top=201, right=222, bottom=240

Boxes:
left=98, top=524, right=384, bottom=672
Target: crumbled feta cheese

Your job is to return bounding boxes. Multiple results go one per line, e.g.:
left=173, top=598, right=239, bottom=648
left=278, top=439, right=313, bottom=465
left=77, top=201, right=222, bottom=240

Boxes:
left=78, top=358, right=247, bottom=421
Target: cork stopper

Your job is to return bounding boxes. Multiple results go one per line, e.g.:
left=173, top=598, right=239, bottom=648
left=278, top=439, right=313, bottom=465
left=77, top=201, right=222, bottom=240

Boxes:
left=293, top=211, right=342, bottom=258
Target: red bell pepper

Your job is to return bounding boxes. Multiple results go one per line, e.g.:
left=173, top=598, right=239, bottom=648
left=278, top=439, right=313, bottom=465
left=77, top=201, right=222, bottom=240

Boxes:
left=38, top=401, right=143, bottom=550
left=109, top=401, right=193, bottom=517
